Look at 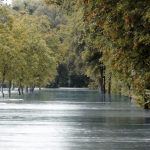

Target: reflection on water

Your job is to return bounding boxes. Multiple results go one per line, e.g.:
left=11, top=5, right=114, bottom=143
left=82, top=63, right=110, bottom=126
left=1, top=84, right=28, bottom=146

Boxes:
left=0, top=88, right=150, bottom=150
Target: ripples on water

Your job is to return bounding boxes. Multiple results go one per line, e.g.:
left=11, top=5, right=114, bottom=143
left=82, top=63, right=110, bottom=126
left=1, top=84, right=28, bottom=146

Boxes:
left=0, top=88, right=150, bottom=150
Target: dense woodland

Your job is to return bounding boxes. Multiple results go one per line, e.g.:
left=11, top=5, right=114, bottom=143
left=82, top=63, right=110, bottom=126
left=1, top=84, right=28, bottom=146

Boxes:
left=0, top=0, right=149, bottom=108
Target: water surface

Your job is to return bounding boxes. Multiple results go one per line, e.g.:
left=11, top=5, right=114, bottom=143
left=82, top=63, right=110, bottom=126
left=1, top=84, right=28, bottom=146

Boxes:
left=0, top=88, right=150, bottom=150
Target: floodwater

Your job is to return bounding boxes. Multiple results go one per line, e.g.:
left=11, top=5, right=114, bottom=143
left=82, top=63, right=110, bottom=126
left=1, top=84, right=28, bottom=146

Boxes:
left=0, top=88, right=150, bottom=150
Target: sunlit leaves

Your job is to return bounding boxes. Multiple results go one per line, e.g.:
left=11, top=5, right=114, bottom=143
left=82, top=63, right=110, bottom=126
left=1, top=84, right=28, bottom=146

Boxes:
left=0, top=6, right=57, bottom=88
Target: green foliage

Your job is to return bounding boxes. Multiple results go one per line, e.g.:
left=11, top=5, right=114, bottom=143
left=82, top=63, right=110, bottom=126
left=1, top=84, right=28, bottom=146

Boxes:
left=82, top=0, right=150, bottom=104
left=1, top=0, right=149, bottom=105
left=46, top=0, right=150, bottom=104
left=0, top=5, right=57, bottom=91
left=44, top=0, right=90, bottom=87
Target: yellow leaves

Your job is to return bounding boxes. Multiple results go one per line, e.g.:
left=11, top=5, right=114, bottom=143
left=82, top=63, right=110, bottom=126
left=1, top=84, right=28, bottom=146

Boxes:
left=0, top=7, right=13, bottom=29
left=0, top=5, right=58, bottom=87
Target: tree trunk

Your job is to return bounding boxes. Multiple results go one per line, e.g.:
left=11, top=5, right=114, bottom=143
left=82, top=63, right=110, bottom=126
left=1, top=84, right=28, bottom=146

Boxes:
left=143, top=90, right=149, bottom=109
left=1, top=76, right=5, bottom=98
left=103, top=75, right=106, bottom=94
left=119, top=84, right=122, bottom=96
left=26, top=86, right=29, bottom=93
left=98, top=77, right=103, bottom=93
left=68, top=74, right=71, bottom=87
left=1, top=82, right=4, bottom=98
left=8, top=80, right=12, bottom=98
left=127, top=84, right=131, bottom=101
left=108, top=73, right=112, bottom=94
left=144, top=103, right=149, bottom=109
left=21, top=86, right=24, bottom=95
left=99, top=64, right=106, bottom=94
left=32, top=85, right=35, bottom=92
left=30, top=85, right=35, bottom=93
left=1, top=67, right=7, bottom=98
left=18, top=87, right=21, bottom=95
left=144, top=105, right=149, bottom=109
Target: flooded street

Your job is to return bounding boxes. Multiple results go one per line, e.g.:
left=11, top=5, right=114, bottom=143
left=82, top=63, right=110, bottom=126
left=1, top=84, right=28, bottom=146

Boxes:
left=0, top=89, right=150, bottom=150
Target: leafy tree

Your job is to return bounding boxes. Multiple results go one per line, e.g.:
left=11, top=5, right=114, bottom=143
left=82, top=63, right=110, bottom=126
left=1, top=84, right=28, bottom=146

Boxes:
left=0, top=6, right=15, bottom=97
left=82, top=0, right=150, bottom=104
left=12, top=14, right=57, bottom=92
left=0, top=5, right=58, bottom=96
left=46, top=0, right=150, bottom=106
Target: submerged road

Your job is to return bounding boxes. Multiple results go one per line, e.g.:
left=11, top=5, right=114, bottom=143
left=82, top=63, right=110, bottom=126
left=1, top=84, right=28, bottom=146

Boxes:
left=0, top=89, right=150, bottom=150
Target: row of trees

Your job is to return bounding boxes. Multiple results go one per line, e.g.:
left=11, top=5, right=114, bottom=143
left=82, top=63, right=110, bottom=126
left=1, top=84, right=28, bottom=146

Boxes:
left=82, top=0, right=150, bottom=106
left=0, top=0, right=149, bottom=107
left=0, top=0, right=89, bottom=98
left=0, top=3, right=60, bottom=97
left=45, top=0, right=150, bottom=106
left=11, top=0, right=90, bottom=88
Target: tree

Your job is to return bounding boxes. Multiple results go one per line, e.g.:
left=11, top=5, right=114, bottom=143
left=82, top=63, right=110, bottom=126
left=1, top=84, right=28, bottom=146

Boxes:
left=82, top=0, right=150, bottom=104
left=0, top=6, right=15, bottom=97
left=12, top=14, right=57, bottom=92
left=0, top=5, right=58, bottom=97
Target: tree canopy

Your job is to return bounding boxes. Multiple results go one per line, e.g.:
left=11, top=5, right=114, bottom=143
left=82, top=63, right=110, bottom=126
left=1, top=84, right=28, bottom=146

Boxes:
left=0, top=0, right=149, bottom=107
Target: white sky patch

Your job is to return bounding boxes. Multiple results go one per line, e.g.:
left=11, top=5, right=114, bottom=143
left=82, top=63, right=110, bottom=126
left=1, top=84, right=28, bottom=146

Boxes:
left=7, top=0, right=12, bottom=4
left=1, top=0, right=12, bottom=5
